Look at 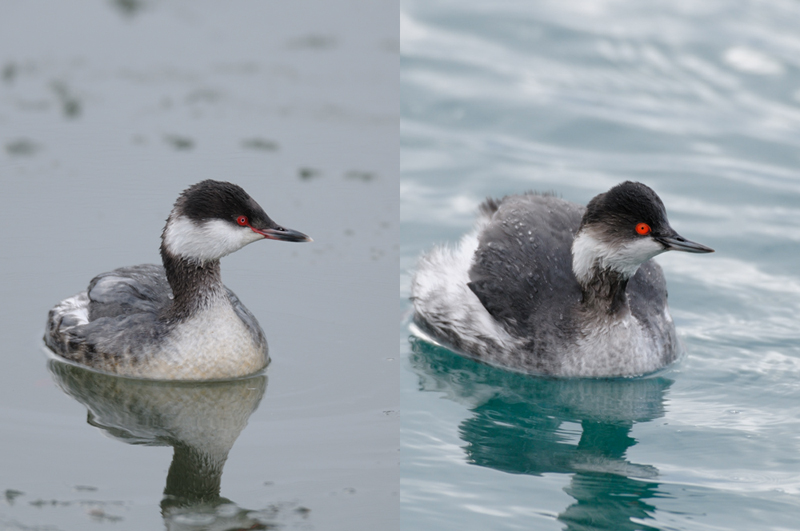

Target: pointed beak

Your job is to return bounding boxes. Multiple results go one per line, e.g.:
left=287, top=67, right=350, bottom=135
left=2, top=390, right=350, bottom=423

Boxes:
left=654, top=229, right=713, bottom=253
left=252, top=225, right=313, bottom=243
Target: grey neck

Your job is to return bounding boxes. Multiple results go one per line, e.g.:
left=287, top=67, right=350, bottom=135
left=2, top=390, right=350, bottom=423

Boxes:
left=159, top=245, right=225, bottom=323
left=578, top=266, right=630, bottom=317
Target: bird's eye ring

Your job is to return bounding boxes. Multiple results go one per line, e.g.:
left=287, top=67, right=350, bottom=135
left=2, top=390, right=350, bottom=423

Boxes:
left=635, top=223, right=651, bottom=235
left=237, top=216, right=248, bottom=226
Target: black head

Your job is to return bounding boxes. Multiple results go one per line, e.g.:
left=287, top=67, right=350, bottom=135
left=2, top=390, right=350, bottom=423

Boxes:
left=580, top=181, right=713, bottom=253
left=174, top=180, right=311, bottom=243
left=162, top=180, right=311, bottom=264
left=582, top=181, right=668, bottom=239
left=176, top=180, right=272, bottom=230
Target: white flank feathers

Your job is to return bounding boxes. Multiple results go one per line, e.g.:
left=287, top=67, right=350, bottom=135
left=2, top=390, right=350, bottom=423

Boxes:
left=411, top=216, right=518, bottom=353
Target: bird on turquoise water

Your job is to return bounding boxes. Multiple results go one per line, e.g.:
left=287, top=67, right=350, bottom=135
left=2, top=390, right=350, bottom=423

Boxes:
left=411, top=181, right=713, bottom=377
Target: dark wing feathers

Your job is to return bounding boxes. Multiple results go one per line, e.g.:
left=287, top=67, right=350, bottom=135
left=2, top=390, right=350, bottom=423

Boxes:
left=87, top=264, right=172, bottom=320
left=47, top=264, right=171, bottom=364
left=468, top=193, right=585, bottom=335
left=468, top=192, right=672, bottom=353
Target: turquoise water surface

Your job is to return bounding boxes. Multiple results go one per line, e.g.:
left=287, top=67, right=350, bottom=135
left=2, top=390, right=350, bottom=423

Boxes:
left=402, top=1, right=800, bottom=529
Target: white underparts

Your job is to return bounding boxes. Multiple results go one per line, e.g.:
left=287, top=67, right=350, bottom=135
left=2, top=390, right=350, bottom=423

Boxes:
left=158, top=294, right=267, bottom=379
left=163, top=216, right=264, bottom=263
left=565, top=309, right=668, bottom=377
left=571, top=228, right=665, bottom=285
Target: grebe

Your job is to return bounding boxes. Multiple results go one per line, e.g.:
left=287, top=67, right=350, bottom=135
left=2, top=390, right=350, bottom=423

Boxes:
left=45, top=180, right=311, bottom=380
left=411, top=181, right=713, bottom=378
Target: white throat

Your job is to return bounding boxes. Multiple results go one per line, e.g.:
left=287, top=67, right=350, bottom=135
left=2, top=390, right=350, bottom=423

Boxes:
left=163, top=216, right=264, bottom=263
left=571, top=228, right=665, bottom=285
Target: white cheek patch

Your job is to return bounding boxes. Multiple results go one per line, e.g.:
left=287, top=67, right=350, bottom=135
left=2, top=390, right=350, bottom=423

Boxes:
left=571, top=231, right=604, bottom=285
left=163, top=216, right=264, bottom=262
left=572, top=230, right=665, bottom=284
left=612, top=237, right=666, bottom=275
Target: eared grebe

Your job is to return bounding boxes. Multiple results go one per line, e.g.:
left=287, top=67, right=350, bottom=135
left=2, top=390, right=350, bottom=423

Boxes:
left=411, top=181, right=714, bottom=378
left=45, top=180, right=311, bottom=380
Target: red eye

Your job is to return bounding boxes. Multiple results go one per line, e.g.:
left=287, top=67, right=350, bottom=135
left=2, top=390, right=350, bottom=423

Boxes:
left=636, top=223, right=651, bottom=235
left=237, top=215, right=248, bottom=226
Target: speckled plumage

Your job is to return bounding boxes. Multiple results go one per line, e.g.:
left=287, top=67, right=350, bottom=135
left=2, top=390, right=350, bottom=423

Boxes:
left=412, top=182, right=711, bottom=378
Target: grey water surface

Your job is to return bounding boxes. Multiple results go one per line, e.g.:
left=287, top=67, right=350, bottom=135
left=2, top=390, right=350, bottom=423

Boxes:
left=1, top=1, right=397, bottom=530
left=402, top=1, right=800, bottom=530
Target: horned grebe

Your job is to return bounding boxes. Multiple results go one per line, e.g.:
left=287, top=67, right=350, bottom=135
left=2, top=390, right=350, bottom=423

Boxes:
left=411, top=181, right=713, bottom=378
left=45, top=180, right=311, bottom=380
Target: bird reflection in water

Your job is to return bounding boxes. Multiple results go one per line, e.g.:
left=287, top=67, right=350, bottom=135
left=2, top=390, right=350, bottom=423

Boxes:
left=48, top=359, right=299, bottom=529
left=409, top=337, right=674, bottom=531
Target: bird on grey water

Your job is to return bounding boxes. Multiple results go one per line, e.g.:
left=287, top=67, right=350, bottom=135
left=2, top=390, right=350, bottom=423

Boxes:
left=45, top=180, right=311, bottom=380
left=411, top=181, right=714, bottom=378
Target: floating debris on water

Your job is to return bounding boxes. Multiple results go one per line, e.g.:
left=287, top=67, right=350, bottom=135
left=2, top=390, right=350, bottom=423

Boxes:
left=344, top=170, right=376, bottom=182
left=29, top=499, right=70, bottom=508
left=50, top=80, right=81, bottom=118
left=5, top=138, right=41, bottom=156
left=110, top=0, right=147, bottom=18
left=164, top=135, right=194, bottom=151
left=242, top=138, right=279, bottom=152
left=87, top=507, right=123, bottom=522
left=298, top=167, right=321, bottom=180
left=4, top=489, right=24, bottom=505
left=2, top=62, right=17, bottom=83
